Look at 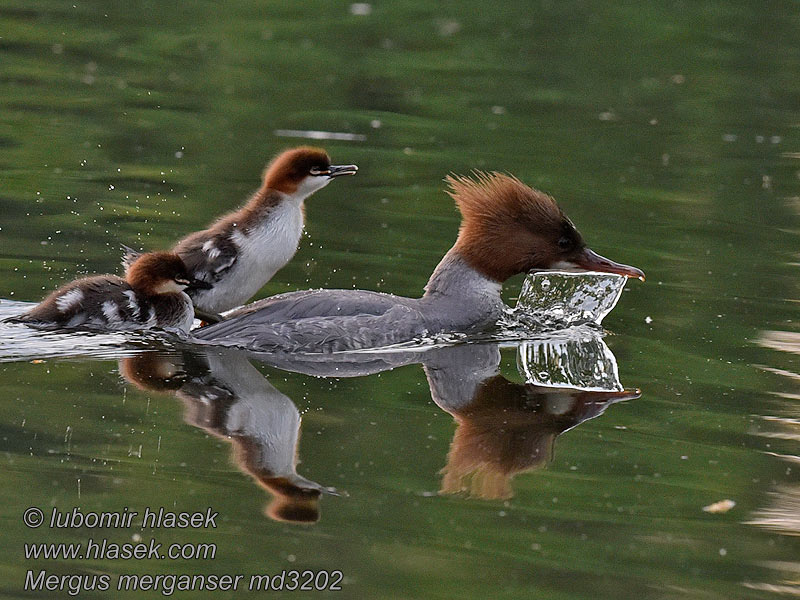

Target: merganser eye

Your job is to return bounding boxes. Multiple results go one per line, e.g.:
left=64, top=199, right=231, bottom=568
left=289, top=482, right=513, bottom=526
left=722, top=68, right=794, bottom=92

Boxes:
left=309, top=167, right=330, bottom=176
left=557, top=237, right=571, bottom=250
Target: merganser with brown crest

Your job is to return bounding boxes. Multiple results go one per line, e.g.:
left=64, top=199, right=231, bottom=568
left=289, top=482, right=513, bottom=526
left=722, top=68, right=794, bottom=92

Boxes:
left=7, top=252, right=211, bottom=332
left=193, top=172, right=644, bottom=352
left=123, top=146, right=357, bottom=320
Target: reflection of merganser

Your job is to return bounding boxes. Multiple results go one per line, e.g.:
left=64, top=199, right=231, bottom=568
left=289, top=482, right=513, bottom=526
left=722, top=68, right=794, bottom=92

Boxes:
left=123, top=147, right=357, bottom=320
left=420, top=343, right=639, bottom=500
left=120, top=331, right=638, bottom=515
left=238, top=338, right=639, bottom=502
left=195, top=172, right=644, bottom=352
left=437, top=375, right=639, bottom=500
left=119, top=349, right=337, bottom=524
left=6, top=252, right=210, bottom=333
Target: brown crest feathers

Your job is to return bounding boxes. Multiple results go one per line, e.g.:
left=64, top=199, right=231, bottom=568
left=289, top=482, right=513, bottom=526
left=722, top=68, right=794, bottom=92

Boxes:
left=446, top=172, right=568, bottom=282
left=125, top=252, right=189, bottom=294
left=262, top=146, right=331, bottom=194
left=445, top=171, right=561, bottom=227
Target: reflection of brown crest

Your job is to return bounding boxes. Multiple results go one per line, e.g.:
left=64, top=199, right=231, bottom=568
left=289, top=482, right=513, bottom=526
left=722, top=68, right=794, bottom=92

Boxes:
left=441, top=377, right=555, bottom=499
left=440, top=375, right=637, bottom=500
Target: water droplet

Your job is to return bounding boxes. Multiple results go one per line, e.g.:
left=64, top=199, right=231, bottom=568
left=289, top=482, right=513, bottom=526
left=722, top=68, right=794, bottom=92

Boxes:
left=349, top=3, right=372, bottom=15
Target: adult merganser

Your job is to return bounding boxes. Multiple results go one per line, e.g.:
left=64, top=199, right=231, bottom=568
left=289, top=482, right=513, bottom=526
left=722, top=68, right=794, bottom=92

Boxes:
left=123, top=146, right=357, bottom=321
left=7, top=252, right=211, bottom=333
left=194, top=172, right=644, bottom=352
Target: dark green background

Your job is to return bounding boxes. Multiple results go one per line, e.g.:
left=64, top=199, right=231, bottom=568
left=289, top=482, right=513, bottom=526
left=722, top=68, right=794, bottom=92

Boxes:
left=1, top=1, right=799, bottom=598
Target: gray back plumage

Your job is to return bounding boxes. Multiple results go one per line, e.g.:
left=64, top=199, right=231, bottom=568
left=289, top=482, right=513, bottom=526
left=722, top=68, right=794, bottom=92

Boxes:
left=191, top=249, right=507, bottom=353
left=193, top=289, right=428, bottom=352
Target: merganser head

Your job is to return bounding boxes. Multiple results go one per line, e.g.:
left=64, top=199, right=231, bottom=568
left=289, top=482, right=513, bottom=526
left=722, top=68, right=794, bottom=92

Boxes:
left=126, top=252, right=213, bottom=295
left=447, top=172, right=645, bottom=283
left=262, top=146, right=358, bottom=200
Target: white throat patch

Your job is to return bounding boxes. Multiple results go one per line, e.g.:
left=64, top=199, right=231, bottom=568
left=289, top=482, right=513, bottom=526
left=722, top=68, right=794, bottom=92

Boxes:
left=291, top=175, right=331, bottom=201
left=154, top=280, right=187, bottom=294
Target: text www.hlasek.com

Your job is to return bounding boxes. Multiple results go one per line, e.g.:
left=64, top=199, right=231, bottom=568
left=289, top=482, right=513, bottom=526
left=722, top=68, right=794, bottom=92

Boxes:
left=23, top=506, right=343, bottom=595
left=25, top=538, right=217, bottom=561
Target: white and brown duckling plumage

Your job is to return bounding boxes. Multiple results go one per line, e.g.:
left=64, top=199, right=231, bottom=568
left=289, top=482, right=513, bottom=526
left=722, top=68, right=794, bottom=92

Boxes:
left=8, top=252, right=211, bottom=333
left=123, top=146, right=357, bottom=320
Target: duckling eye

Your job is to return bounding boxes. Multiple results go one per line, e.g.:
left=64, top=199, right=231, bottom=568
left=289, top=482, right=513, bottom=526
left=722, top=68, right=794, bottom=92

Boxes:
left=309, top=166, right=329, bottom=176
left=557, top=237, right=572, bottom=251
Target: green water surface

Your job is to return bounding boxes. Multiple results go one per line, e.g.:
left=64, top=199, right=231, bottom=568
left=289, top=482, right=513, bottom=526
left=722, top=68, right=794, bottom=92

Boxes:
left=1, top=1, right=799, bottom=598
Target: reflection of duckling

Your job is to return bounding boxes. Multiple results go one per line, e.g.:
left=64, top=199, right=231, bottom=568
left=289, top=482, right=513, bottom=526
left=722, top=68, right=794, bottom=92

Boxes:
left=119, top=349, right=336, bottom=524
left=438, top=376, right=639, bottom=499
left=178, top=385, right=331, bottom=525
left=230, top=437, right=325, bottom=524
left=119, top=351, right=188, bottom=392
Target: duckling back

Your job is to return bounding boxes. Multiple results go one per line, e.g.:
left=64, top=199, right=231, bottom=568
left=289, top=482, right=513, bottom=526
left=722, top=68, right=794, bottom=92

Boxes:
left=8, top=275, right=193, bottom=332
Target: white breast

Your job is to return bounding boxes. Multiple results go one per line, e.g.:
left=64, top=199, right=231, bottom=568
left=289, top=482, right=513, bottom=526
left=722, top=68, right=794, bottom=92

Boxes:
left=194, top=199, right=305, bottom=313
left=175, top=293, right=196, bottom=332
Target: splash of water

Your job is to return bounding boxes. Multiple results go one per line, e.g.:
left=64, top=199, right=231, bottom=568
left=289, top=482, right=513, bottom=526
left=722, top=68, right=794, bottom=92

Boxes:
left=0, top=300, right=182, bottom=363
left=511, top=271, right=627, bottom=330
left=516, top=326, right=622, bottom=391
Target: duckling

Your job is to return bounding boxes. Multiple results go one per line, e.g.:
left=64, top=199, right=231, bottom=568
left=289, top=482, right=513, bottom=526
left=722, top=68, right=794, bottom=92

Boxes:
left=123, top=146, right=357, bottom=322
left=7, top=252, right=211, bottom=333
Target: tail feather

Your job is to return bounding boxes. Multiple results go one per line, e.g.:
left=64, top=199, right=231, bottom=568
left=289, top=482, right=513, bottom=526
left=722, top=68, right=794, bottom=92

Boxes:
left=121, top=244, right=142, bottom=273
